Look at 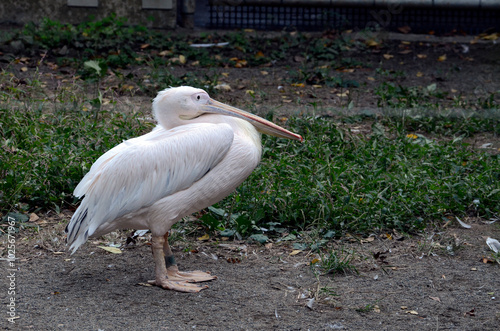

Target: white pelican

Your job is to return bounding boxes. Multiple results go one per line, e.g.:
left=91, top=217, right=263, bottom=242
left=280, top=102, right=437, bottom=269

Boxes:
left=66, top=86, right=302, bottom=292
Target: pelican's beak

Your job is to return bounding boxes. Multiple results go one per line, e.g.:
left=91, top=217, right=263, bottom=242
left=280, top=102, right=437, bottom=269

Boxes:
left=203, top=99, right=303, bottom=142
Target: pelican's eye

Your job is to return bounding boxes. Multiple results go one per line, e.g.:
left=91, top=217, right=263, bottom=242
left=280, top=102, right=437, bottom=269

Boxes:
left=191, top=93, right=209, bottom=104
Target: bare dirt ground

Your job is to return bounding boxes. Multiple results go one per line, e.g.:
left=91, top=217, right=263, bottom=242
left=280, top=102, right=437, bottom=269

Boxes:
left=1, top=31, right=500, bottom=330
left=2, top=215, right=499, bottom=330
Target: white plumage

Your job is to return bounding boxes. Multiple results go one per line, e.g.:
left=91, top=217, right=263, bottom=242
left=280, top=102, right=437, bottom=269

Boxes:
left=66, top=86, right=302, bottom=292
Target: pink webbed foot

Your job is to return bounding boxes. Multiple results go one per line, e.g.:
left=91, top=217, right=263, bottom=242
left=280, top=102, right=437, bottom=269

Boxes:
left=166, top=265, right=217, bottom=283
left=147, top=278, right=209, bottom=293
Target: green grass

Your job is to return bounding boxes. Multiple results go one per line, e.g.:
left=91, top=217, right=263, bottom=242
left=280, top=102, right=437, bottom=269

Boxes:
left=315, top=246, right=358, bottom=276
left=1, top=104, right=499, bottom=235
left=13, top=15, right=359, bottom=85
left=0, top=104, right=153, bottom=212
left=209, top=117, right=499, bottom=237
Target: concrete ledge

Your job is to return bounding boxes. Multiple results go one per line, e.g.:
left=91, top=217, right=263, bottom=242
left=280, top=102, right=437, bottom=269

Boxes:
left=0, top=0, right=176, bottom=29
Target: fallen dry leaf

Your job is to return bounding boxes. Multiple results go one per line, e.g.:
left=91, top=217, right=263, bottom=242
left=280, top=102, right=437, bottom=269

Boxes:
left=367, top=76, right=375, bottom=81
left=481, top=33, right=499, bottom=40
left=98, top=246, right=122, bottom=254
left=406, top=310, right=419, bottom=315
left=417, top=54, right=427, bottom=59
left=365, top=39, right=380, bottom=47
left=399, top=49, right=412, bottom=55
left=361, top=236, right=375, bottom=243
left=197, top=233, right=210, bottom=241
left=416, top=72, right=423, bottom=77
left=383, top=54, right=394, bottom=60
left=230, top=58, right=248, bottom=68
left=289, top=250, right=302, bottom=256
left=159, top=50, right=172, bottom=56
left=255, top=51, right=265, bottom=58
left=179, top=54, right=186, bottom=64
left=429, top=296, right=441, bottom=302
left=310, top=258, right=320, bottom=265
left=437, top=54, right=447, bottom=62
left=214, top=83, right=232, bottom=91
left=29, top=213, right=40, bottom=222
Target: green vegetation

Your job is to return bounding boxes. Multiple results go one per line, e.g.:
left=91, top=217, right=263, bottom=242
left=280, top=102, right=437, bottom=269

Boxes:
left=0, top=104, right=153, bottom=212
left=2, top=103, right=498, bottom=237
left=210, top=117, right=499, bottom=237
left=1, top=15, right=499, bottom=245
left=16, top=14, right=354, bottom=71
left=315, top=246, right=358, bottom=276
left=6, top=14, right=363, bottom=95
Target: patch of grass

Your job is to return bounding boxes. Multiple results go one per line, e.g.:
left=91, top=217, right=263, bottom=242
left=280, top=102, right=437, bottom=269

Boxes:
left=138, top=65, right=220, bottom=96
left=2, top=102, right=498, bottom=237
left=209, top=116, right=499, bottom=235
left=375, top=82, right=446, bottom=109
left=12, top=15, right=357, bottom=74
left=381, top=108, right=500, bottom=137
left=0, top=104, right=153, bottom=212
left=355, top=302, right=380, bottom=314
left=375, top=80, right=499, bottom=116
left=289, top=67, right=359, bottom=88
left=316, top=246, right=358, bottom=276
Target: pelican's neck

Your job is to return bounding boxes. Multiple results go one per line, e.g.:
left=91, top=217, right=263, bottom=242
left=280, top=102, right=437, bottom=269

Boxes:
left=231, top=117, right=262, bottom=151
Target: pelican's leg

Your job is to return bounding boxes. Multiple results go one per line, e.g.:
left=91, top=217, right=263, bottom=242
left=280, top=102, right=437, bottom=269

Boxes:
left=148, top=235, right=208, bottom=292
left=163, top=232, right=217, bottom=283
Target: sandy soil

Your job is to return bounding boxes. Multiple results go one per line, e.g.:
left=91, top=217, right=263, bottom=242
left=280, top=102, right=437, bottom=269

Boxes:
left=1, top=215, right=499, bottom=330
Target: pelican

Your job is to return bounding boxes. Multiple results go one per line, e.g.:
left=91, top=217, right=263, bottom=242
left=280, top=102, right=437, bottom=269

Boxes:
left=66, top=86, right=302, bottom=292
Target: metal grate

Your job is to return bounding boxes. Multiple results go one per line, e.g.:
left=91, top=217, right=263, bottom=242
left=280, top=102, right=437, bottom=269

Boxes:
left=204, top=4, right=500, bottom=34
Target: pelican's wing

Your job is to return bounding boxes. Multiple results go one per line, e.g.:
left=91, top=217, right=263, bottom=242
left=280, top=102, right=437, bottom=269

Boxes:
left=66, top=123, right=234, bottom=252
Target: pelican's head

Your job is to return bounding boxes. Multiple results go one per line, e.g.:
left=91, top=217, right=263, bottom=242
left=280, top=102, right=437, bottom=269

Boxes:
left=153, top=86, right=303, bottom=141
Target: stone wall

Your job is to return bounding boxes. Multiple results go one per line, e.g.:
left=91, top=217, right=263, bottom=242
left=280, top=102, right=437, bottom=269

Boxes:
left=0, top=0, right=177, bottom=29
